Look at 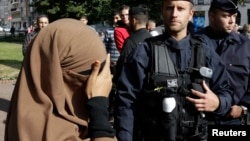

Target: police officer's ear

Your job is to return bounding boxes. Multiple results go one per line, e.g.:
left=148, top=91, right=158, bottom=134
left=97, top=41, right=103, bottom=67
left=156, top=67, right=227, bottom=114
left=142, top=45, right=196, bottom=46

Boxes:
left=130, top=17, right=137, bottom=25
left=188, top=1, right=195, bottom=20
left=208, top=10, right=215, bottom=23
left=189, top=8, right=195, bottom=21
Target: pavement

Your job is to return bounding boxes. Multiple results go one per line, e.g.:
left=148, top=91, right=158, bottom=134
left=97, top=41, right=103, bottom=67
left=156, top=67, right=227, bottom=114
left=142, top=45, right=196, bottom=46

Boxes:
left=0, top=81, right=15, bottom=141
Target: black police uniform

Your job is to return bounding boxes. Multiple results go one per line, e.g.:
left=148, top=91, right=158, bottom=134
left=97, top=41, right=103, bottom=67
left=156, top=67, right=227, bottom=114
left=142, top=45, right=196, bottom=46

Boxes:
left=194, top=27, right=250, bottom=125
left=115, top=33, right=233, bottom=141
left=115, top=5, right=152, bottom=82
left=115, top=28, right=152, bottom=81
left=193, top=0, right=250, bottom=125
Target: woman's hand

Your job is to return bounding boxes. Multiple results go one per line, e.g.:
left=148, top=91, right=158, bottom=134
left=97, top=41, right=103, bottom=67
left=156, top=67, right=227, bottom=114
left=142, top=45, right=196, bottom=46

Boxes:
left=86, top=54, right=112, bottom=99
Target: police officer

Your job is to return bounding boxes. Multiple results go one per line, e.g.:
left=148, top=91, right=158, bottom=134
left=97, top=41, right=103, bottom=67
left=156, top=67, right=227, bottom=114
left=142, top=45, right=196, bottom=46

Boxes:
left=194, top=0, right=250, bottom=125
left=115, top=4, right=152, bottom=83
left=115, top=0, right=233, bottom=141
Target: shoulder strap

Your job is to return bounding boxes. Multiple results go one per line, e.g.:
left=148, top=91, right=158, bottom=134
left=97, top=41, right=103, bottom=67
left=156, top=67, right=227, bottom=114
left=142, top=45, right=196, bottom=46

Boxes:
left=149, top=36, right=205, bottom=76
left=189, top=37, right=210, bottom=93
left=189, top=38, right=205, bottom=72
left=146, top=36, right=207, bottom=86
left=148, top=35, right=178, bottom=77
left=154, top=42, right=178, bottom=76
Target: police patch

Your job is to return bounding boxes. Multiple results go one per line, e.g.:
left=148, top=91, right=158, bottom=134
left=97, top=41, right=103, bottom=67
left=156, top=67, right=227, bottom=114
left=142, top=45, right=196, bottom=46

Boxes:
left=167, top=79, right=178, bottom=87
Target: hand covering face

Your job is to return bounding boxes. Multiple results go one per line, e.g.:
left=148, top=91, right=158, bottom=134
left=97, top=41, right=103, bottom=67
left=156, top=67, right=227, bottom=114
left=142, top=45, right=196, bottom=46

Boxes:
left=5, top=18, right=107, bottom=141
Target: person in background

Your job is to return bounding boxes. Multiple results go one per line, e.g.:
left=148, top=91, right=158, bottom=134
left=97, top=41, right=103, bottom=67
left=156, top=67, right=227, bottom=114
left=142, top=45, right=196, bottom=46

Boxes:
left=22, top=14, right=49, bottom=56
left=150, top=24, right=165, bottom=36
left=5, top=18, right=116, bottom=141
left=113, top=11, right=122, bottom=27
left=104, top=11, right=122, bottom=68
left=27, top=22, right=36, bottom=33
left=115, top=0, right=233, bottom=140
left=114, top=4, right=130, bottom=53
left=79, top=15, right=97, bottom=33
left=242, top=23, right=250, bottom=38
left=104, top=11, right=121, bottom=123
left=79, top=15, right=89, bottom=25
left=105, top=11, right=121, bottom=69
left=146, top=19, right=156, bottom=32
left=233, top=23, right=240, bottom=34
left=114, top=5, right=152, bottom=138
left=114, top=4, right=152, bottom=84
left=10, top=25, right=15, bottom=37
left=99, top=31, right=105, bottom=41
left=194, top=0, right=250, bottom=125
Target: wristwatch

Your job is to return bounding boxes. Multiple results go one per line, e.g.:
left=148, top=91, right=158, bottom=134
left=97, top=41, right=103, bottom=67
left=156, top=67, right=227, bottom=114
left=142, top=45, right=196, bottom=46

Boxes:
left=241, top=105, right=248, bottom=115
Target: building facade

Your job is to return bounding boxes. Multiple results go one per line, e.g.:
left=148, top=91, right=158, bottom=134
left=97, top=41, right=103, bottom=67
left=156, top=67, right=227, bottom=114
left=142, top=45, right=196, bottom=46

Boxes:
left=0, top=0, right=10, bottom=26
left=0, top=0, right=35, bottom=30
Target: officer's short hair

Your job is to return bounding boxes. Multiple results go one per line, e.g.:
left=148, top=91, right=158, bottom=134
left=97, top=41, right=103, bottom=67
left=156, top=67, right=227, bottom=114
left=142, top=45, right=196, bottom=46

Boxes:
left=129, top=5, right=149, bottom=24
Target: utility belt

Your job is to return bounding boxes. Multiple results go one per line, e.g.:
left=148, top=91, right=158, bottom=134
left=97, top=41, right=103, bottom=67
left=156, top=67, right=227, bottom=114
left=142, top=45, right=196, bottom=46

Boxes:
left=135, top=87, right=207, bottom=141
left=135, top=75, right=208, bottom=141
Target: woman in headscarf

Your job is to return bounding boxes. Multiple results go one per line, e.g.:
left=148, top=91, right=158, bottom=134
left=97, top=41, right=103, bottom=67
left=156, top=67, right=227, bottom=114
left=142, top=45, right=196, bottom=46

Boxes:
left=5, top=18, right=115, bottom=141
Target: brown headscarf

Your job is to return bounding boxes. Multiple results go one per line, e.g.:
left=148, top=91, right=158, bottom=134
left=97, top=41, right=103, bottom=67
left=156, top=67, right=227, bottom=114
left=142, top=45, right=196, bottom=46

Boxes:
left=5, top=18, right=108, bottom=141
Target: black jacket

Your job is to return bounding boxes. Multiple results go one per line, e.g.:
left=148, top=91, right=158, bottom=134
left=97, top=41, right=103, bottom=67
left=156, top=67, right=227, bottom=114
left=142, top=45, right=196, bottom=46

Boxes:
left=22, top=29, right=39, bottom=56
left=194, top=26, right=250, bottom=108
left=115, top=33, right=233, bottom=140
left=115, top=28, right=151, bottom=82
left=194, top=27, right=250, bottom=124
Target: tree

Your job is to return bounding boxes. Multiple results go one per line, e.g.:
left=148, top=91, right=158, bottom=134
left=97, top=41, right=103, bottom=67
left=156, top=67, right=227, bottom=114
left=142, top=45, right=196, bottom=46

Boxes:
left=238, top=0, right=246, bottom=6
left=110, top=0, right=162, bottom=24
left=31, top=0, right=162, bottom=24
left=32, top=0, right=113, bottom=24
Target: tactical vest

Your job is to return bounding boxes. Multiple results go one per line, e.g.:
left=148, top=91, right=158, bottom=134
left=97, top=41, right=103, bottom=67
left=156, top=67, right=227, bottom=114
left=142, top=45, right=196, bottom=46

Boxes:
left=134, top=35, right=210, bottom=141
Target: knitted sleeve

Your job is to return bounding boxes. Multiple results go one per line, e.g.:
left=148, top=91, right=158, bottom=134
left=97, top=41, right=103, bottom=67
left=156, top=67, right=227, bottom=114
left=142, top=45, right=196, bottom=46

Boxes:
left=86, top=97, right=115, bottom=138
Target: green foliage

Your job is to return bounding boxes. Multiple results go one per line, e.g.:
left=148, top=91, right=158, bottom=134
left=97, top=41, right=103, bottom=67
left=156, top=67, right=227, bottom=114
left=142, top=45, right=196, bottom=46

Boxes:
left=31, top=0, right=162, bottom=24
left=239, top=0, right=246, bottom=6
left=0, top=42, right=23, bottom=80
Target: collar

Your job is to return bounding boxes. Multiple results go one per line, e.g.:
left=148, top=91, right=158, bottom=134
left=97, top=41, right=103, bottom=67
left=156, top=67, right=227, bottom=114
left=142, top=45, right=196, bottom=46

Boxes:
left=163, top=33, right=191, bottom=50
left=204, top=26, right=240, bottom=43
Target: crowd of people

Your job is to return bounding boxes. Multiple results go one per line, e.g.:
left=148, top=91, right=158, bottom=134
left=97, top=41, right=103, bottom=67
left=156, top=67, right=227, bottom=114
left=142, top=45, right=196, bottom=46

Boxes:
left=4, top=0, right=250, bottom=141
